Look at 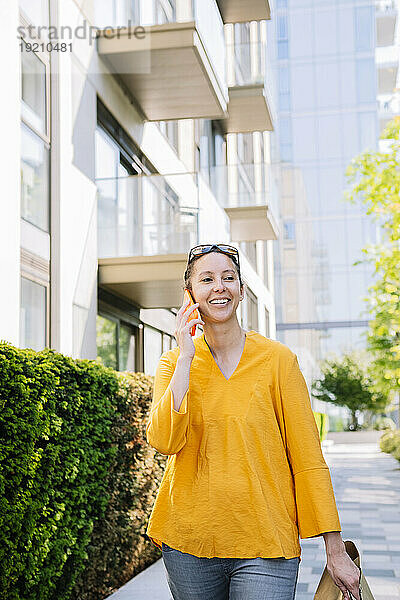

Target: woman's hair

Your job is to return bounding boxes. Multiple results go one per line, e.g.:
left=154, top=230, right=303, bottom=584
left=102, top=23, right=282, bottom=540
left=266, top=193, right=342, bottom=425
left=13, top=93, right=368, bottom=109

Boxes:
left=184, top=251, right=243, bottom=290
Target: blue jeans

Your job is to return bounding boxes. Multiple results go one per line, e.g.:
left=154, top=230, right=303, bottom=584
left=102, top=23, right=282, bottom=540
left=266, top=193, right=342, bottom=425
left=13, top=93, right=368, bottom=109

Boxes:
left=162, top=542, right=300, bottom=600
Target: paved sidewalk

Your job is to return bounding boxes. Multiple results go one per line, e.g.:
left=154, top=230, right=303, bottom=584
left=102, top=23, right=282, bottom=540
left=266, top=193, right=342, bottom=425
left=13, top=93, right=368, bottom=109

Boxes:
left=107, top=431, right=400, bottom=599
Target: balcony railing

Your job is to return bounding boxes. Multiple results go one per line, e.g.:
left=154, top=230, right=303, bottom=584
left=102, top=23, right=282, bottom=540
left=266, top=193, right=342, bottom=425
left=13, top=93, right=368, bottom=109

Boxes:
left=226, top=41, right=266, bottom=87
left=205, top=162, right=279, bottom=215
left=97, top=173, right=199, bottom=259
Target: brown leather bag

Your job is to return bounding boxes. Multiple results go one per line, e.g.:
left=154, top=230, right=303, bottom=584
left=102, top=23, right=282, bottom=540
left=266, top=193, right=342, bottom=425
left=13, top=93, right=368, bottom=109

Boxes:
left=313, top=540, right=375, bottom=600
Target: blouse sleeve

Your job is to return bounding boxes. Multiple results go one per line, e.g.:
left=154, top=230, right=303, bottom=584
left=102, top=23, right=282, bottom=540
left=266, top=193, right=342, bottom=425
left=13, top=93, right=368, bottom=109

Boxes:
left=281, top=354, right=342, bottom=539
left=146, top=353, right=189, bottom=456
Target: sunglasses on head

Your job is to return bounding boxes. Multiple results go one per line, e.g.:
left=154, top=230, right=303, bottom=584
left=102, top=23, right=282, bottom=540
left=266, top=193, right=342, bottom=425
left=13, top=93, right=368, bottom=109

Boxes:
left=187, top=244, right=240, bottom=266
left=184, top=244, right=241, bottom=284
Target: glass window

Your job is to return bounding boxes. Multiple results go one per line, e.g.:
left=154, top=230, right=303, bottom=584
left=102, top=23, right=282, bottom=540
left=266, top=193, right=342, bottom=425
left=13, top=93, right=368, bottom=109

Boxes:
left=280, top=144, right=292, bottom=162
left=95, top=0, right=140, bottom=27
left=292, top=116, right=316, bottom=162
left=21, top=123, right=49, bottom=231
left=291, top=64, right=314, bottom=112
left=144, top=326, right=163, bottom=376
left=289, top=12, right=313, bottom=58
left=354, top=6, right=374, bottom=52
left=265, top=308, right=270, bottom=337
left=19, top=0, right=49, bottom=28
left=277, top=16, right=288, bottom=39
left=20, top=277, right=47, bottom=351
left=316, top=63, right=340, bottom=109
left=120, top=324, right=136, bottom=371
left=284, top=221, right=296, bottom=241
left=277, top=40, right=289, bottom=59
left=21, top=42, right=47, bottom=135
left=97, top=315, right=118, bottom=370
left=162, top=333, right=172, bottom=353
left=359, top=112, right=378, bottom=151
left=279, top=66, right=290, bottom=93
left=155, top=0, right=175, bottom=24
left=246, top=289, right=259, bottom=332
left=356, top=59, right=376, bottom=104
left=314, top=8, right=337, bottom=56
left=317, top=115, right=342, bottom=160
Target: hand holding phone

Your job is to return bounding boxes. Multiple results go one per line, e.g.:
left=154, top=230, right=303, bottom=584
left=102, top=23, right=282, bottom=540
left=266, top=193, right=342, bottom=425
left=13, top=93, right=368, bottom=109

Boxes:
left=183, top=289, right=201, bottom=336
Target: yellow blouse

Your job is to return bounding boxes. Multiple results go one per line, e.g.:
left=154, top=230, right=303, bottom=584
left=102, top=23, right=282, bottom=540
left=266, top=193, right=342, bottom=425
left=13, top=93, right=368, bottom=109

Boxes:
left=145, top=331, right=341, bottom=560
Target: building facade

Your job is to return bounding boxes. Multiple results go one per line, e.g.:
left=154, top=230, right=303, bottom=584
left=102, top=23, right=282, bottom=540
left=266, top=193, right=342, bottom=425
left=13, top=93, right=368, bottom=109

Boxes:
left=270, top=0, right=399, bottom=420
left=2, top=0, right=278, bottom=376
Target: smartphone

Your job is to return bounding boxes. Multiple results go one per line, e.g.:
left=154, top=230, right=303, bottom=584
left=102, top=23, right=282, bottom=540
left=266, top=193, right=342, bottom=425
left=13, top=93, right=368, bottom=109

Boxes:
left=183, top=289, right=200, bottom=337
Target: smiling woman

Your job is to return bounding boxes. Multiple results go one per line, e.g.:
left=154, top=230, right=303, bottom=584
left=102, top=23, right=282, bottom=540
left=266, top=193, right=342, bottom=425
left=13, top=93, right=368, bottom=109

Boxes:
left=145, top=244, right=360, bottom=600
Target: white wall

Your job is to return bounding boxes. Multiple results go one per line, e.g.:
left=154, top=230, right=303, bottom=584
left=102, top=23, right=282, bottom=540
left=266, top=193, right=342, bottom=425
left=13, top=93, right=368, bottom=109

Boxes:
left=0, top=1, right=21, bottom=345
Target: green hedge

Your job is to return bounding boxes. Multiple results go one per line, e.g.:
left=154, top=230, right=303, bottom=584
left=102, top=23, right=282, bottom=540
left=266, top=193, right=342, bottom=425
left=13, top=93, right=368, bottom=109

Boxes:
left=0, top=343, right=166, bottom=600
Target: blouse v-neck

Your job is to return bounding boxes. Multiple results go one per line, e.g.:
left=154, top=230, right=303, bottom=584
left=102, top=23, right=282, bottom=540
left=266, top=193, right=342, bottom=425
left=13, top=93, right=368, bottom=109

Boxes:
left=202, top=331, right=251, bottom=381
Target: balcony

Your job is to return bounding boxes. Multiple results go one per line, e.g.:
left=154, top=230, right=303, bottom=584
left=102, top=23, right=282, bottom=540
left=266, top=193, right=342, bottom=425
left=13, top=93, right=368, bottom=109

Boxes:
left=206, top=163, right=279, bottom=241
left=222, top=41, right=274, bottom=133
left=376, top=0, right=397, bottom=47
left=97, top=173, right=199, bottom=308
left=96, top=0, right=227, bottom=121
left=216, top=0, right=271, bottom=23
left=376, top=45, right=399, bottom=94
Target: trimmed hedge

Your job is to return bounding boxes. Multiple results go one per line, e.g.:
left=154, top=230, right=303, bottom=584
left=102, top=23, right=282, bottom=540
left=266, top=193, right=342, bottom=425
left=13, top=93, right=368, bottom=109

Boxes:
left=0, top=343, right=166, bottom=600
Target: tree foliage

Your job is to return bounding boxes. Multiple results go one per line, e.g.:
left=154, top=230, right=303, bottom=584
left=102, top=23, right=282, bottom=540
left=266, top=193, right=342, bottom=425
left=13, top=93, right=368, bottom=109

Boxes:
left=344, top=119, right=400, bottom=405
left=312, top=352, right=387, bottom=430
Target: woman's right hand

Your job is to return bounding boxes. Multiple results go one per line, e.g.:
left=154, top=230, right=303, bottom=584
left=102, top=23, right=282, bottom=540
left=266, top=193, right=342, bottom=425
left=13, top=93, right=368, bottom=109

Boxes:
left=174, top=298, right=204, bottom=360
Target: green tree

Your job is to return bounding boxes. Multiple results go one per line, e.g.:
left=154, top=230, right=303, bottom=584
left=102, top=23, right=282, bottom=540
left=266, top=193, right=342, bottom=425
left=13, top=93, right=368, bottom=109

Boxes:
left=345, top=119, right=400, bottom=421
left=312, top=353, right=387, bottom=430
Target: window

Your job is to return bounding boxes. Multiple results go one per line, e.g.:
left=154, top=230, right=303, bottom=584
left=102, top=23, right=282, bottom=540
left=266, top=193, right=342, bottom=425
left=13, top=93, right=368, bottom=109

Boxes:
left=97, top=315, right=118, bottom=370
left=158, top=120, right=179, bottom=151
left=20, top=277, right=47, bottom=351
left=277, top=14, right=288, bottom=59
left=279, top=65, right=291, bottom=111
left=354, top=6, right=374, bottom=52
left=21, top=123, right=50, bottom=231
left=284, top=221, right=296, bottom=241
left=120, top=324, right=136, bottom=371
left=19, top=0, right=49, bottom=28
left=20, top=32, right=50, bottom=233
left=277, top=16, right=288, bottom=39
left=96, top=314, right=139, bottom=371
left=265, top=308, right=270, bottom=337
left=246, top=289, right=259, bottom=332
left=277, top=40, right=289, bottom=60
left=21, top=43, right=47, bottom=135
left=95, top=0, right=140, bottom=27
left=356, top=59, right=376, bottom=104
left=279, top=118, right=292, bottom=162
left=263, top=242, right=269, bottom=288
left=144, top=326, right=163, bottom=376
left=155, top=0, right=176, bottom=24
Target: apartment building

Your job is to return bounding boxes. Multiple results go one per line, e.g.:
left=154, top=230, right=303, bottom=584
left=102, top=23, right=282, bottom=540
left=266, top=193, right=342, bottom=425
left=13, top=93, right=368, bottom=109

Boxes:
left=1, top=0, right=278, bottom=375
left=269, top=0, right=399, bottom=423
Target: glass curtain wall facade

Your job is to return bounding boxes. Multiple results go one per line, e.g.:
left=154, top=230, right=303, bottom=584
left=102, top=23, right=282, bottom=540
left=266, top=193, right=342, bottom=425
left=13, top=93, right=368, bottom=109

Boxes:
left=271, top=0, right=379, bottom=385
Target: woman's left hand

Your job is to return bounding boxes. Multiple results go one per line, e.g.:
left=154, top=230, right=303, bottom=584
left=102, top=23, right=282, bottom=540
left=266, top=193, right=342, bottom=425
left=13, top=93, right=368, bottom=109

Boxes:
left=326, top=550, right=361, bottom=600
